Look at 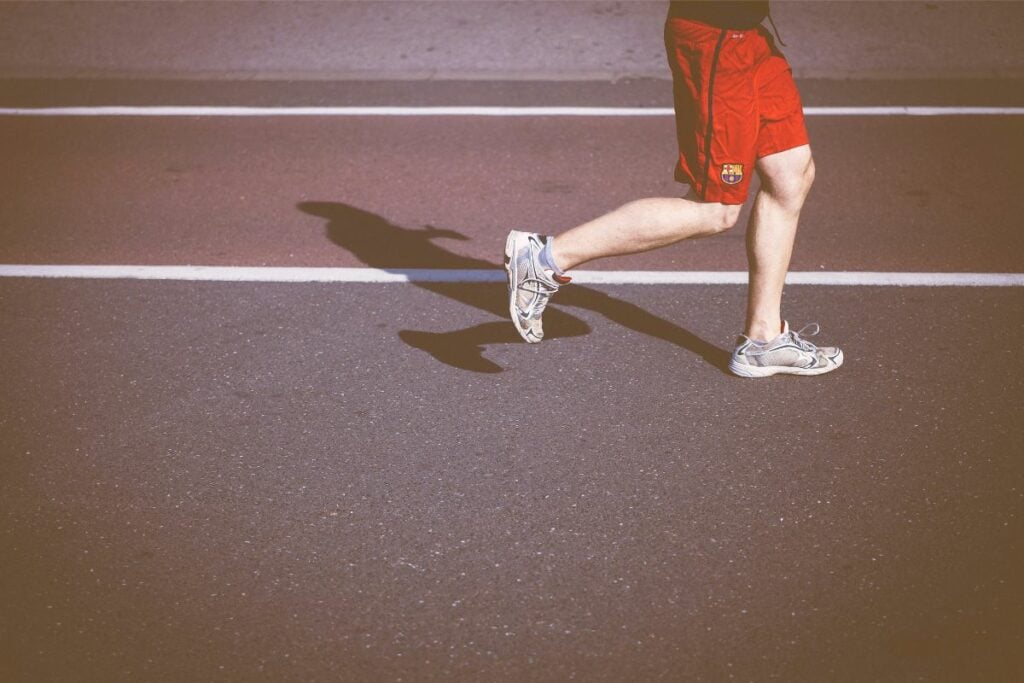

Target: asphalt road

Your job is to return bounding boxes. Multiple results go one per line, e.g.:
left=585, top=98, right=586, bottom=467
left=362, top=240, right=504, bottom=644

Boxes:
left=2, top=277, right=1022, bottom=682
left=2, top=2, right=1024, bottom=681
left=2, top=83, right=1024, bottom=681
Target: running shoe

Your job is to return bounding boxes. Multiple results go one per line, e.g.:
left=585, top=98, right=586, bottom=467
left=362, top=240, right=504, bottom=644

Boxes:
left=504, top=230, right=569, bottom=343
left=729, top=321, right=843, bottom=377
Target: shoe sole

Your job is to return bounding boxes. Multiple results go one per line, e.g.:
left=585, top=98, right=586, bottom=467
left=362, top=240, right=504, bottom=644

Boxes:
left=729, top=350, right=844, bottom=377
left=504, top=231, right=539, bottom=344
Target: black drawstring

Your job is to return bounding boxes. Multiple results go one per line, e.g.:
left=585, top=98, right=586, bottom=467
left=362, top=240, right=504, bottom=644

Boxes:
left=766, top=11, right=787, bottom=47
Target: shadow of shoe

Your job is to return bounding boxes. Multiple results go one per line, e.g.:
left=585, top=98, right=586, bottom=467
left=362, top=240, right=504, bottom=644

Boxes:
left=299, top=200, right=728, bottom=374
left=399, top=325, right=509, bottom=374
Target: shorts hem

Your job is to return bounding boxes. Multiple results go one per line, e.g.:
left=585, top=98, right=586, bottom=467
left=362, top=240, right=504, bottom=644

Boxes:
left=756, top=136, right=810, bottom=160
left=675, top=178, right=748, bottom=206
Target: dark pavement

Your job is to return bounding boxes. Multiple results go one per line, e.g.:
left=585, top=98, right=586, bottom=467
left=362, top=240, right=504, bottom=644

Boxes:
left=2, top=278, right=1022, bottom=681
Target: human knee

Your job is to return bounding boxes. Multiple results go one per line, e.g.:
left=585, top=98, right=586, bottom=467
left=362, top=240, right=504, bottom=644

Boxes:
left=707, top=203, right=742, bottom=234
left=780, top=157, right=815, bottom=198
left=801, top=157, right=816, bottom=194
left=765, top=156, right=815, bottom=209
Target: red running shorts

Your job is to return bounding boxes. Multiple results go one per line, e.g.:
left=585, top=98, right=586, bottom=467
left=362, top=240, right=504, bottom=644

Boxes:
left=664, top=17, right=809, bottom=205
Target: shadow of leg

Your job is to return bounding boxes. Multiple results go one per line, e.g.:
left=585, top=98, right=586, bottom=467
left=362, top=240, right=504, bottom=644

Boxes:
left=558, top=286, right=732, bottom=373
left=300, top=201, right=728, bottom=373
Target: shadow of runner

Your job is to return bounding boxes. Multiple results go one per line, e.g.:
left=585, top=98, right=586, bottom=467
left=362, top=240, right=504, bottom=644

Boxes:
left=298, top=201, right=730, bottom=374
left=398, top=322, right=510, bottom=374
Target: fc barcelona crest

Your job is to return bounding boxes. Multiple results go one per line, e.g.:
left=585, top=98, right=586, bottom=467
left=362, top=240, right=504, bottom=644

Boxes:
left=721, top=163, right=744, bottom=185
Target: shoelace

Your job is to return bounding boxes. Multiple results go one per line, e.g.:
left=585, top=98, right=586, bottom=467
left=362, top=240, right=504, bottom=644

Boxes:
left=789, top=323, right=821, bottom=352
left=520, top=276, right=559, bottom=318
left=744, top=322, right=821, bottom=357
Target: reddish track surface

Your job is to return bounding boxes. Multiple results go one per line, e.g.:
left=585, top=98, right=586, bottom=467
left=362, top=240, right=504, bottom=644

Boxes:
left=2, top=115, right=1022, bottom=272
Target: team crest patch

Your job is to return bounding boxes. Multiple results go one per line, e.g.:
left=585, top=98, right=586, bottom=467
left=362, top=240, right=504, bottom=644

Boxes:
left=721, top=163, right=744, bottom=185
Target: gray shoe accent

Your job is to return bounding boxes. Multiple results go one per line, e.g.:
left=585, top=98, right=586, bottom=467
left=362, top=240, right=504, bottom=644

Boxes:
left=504, top=230, right=562, bottom=343
left=729, top=322, right=844, bottom=378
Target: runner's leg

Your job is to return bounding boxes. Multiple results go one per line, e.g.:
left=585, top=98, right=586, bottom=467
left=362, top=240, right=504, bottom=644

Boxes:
left=744, top=144, right=814, bottom=341
left=549, top=197, right=740, bottom=271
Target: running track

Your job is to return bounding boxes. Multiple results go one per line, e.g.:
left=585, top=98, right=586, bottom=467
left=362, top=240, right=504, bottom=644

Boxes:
left=2, top=78, right=1023, bottom=682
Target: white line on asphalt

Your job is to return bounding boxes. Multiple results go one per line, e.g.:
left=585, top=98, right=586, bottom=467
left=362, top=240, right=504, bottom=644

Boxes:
left=1, top=265, right=1022, bottom=287
left=0, top=106, right=1022, bottom=117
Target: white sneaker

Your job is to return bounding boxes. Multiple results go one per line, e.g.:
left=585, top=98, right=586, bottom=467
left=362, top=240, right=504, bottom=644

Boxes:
left=503, top=230, right=570, bottom=343
left=729, top=322, right=843, bottom=377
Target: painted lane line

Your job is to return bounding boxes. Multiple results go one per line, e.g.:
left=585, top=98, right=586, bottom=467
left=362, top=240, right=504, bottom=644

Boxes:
left=576, top=271, right=1024, bottom=287
left=805, top=106, right=1024, bottom=116
left=0, top=265, right=497, bottom=283
left=0, top=106, right=1022, bottom=117
left=0, top=265, right=1022, bottom=287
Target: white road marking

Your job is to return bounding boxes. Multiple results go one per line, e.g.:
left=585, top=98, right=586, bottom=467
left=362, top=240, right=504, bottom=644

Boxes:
left=0, top=106, right=1022, bottom=117
left=1, top=265, right=1021, bottom=287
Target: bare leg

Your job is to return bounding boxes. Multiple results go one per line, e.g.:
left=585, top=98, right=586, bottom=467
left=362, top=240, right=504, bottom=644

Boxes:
left=744, top=144, right=815, bottom=341
left=551, top=196, right=741, bottom=271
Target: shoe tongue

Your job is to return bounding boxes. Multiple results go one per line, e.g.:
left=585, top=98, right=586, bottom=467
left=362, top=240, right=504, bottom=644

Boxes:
left=781, top=320, right=790, bottom=334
